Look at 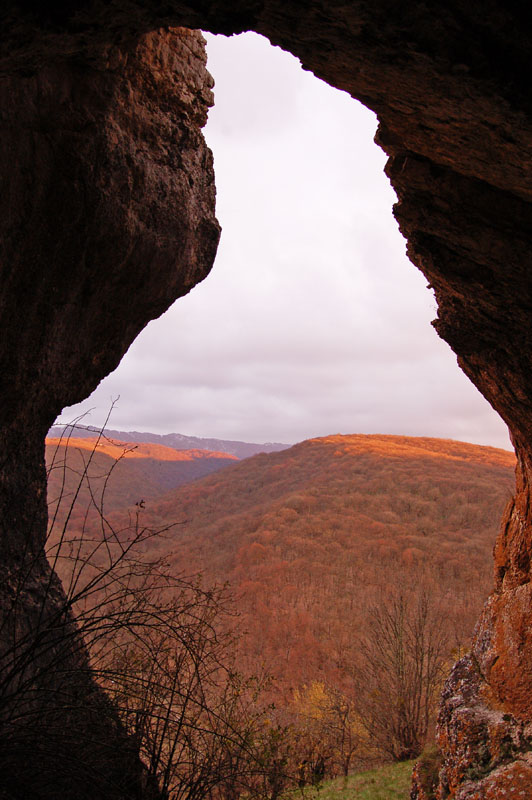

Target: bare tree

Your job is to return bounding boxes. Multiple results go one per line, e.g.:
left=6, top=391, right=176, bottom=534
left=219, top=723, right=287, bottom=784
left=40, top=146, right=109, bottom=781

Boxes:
left=356, top=591, right=448, bottom=761
left=0, top=418, right=293, bottom=799
left=100, top=585, right=270, bottom=800
left=289, top=680, right=371, bottom=785
left=0, top=416, right=185, bottom=798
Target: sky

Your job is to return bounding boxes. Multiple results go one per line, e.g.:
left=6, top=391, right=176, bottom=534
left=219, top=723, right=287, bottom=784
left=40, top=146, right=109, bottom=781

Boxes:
left=58, top=32, right=511, bottom=451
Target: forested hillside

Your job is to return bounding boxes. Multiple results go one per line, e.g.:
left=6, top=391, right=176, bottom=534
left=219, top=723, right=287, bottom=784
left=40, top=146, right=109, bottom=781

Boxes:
left=45, top=436, right=237, bottom=527
left=80, top=434, right=514, bottom=687
left=46, top=433, right=515, bottom=775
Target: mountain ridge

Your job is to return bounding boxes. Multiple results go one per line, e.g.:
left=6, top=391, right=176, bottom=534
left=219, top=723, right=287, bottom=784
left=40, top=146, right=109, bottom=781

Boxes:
left=45, top=436, right=238, bottom=520
left=46, top=436, right=238, bottom=463
left=49, top=424, right=290, bottom=460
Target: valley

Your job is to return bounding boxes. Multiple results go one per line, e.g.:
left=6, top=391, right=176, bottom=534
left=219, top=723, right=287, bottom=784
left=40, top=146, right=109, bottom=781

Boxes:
left=45, top=430, right=515, bottom=776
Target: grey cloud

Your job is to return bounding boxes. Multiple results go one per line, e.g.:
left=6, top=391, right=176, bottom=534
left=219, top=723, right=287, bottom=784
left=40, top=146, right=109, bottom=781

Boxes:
left=59, top=32, right=511, bottom=454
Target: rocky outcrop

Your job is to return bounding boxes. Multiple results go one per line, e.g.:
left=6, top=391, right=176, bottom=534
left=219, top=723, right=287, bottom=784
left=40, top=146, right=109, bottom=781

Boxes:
left=2, top=2, right=532, bottom=797
left=0, top=23, right=218, bottom=798
left=426, top=455, right=532, bottom=798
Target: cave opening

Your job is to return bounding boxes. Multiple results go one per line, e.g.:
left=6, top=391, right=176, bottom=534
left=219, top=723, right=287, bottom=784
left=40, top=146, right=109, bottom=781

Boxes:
left=3, top=6, right=532, bottom=797
left=56, top=31, right=509, bottom=451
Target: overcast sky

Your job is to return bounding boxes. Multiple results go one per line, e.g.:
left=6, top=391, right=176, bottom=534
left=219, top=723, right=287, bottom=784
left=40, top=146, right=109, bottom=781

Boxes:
left=58, top=32, right=511, bottom=451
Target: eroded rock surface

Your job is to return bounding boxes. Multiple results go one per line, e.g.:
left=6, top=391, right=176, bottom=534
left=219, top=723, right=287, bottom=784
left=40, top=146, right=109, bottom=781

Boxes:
left=2, top=2, right=532, bottom=797
left=0, top=23, right=218, bottom=798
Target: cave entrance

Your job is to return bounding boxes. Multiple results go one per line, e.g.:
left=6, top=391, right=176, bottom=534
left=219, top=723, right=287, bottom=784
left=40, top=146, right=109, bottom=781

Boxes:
left=56, top=32, right=509, bottom=452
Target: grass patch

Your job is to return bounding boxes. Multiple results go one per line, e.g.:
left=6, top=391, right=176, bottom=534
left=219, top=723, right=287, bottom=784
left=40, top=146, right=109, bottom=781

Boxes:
left=297, top=761, right=415, bottom=800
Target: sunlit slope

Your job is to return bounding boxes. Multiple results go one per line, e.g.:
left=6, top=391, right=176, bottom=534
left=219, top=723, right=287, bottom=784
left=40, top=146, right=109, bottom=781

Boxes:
left=140, top=434, right=514, bottom=544
left=75, top=434, right=516, bottom=689
left=118, top=435, right=515, bottom=680
left=47, top=436, right=238, bottom=463
left=45, top=436, right=238, bottom=528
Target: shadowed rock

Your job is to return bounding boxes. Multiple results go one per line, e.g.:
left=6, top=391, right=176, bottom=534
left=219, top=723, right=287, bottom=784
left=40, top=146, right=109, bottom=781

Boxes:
left=2, top=2, right=532, bottom=797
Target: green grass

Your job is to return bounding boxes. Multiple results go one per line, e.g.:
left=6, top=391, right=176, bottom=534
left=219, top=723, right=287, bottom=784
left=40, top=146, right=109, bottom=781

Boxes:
left=298, top=761, right=415, bottom=800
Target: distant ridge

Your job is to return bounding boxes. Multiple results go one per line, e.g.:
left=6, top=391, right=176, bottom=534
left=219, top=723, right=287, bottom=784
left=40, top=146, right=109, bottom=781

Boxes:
left=45, top=436, right=238, bottom=463
left=45, top=436, right=239, bottom=520
left=48, top=424, right=290, bottom=460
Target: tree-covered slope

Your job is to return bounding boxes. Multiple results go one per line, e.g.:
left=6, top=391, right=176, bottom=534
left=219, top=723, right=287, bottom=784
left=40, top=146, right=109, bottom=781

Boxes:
left=91, top=434, right=514, bottom=690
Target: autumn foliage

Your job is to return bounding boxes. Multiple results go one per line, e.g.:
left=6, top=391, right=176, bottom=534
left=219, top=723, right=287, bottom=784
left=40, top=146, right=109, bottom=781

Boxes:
left=91, top=434, right=513, bottom=690
left=45, top=431, right=515, bottom=778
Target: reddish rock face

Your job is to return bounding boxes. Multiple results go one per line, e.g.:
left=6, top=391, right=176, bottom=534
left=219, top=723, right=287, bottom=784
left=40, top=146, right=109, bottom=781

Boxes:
left=2, top=2, right=532, bottom=797
left=0, top=25, right=219, bottom=435
left=0, top=23, right=218, bottom=799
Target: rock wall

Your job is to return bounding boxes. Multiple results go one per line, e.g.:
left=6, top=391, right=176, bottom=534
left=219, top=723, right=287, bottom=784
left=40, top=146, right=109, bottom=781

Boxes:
left=0, top=22, right=218, bottom=798
left=2, top=2, right=532, bottom=797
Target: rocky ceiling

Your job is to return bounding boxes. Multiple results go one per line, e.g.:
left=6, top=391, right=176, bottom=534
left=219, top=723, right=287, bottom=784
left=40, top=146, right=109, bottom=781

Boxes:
left=1, top=2, right=532, bottom=798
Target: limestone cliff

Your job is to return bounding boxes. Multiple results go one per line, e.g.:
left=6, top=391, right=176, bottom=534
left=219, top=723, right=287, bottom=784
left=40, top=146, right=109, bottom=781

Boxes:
left=1, top=2, right=532, bottom=798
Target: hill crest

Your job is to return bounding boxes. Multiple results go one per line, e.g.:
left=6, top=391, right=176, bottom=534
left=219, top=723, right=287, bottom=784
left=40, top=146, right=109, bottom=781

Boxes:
left=305, top=433, right=515, bottom=468
left=45, top=436, right=238, bottom=463
left=48, top=424, right=290, bottom=459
